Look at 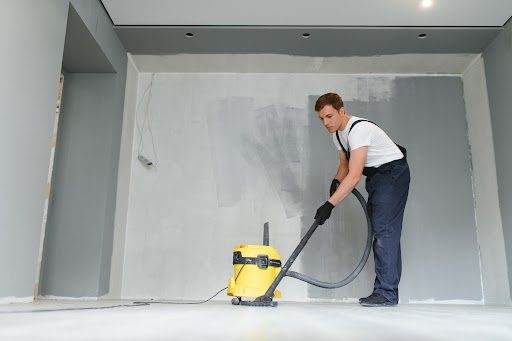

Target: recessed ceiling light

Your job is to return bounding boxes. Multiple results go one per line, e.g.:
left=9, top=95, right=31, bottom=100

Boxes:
left=302, top=33, right=310, bottom=38
left=418, top=33, right=427, bottom=39
left=421, top=0, right=432, bottom=8
left=185, top=33, right=194, bottom=37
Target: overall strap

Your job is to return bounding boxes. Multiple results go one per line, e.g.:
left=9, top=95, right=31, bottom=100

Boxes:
left=349, top=119, right=376, bottom=134
left=344, top=120, right=376, bottom=160
left=335, top=131, right=350, bottom=161
left=349, top=119, right=407, bottom=161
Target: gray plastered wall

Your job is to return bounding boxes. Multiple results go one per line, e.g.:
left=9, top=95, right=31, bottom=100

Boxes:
left=39, top=1, right=127, bottom=297
left=483, top=18, right=512, bottom=298
left=117, top=71, right=482, bottom=302
left=0, top=1, right=69, bottom=301
left=1, top=0, right=510, bottom=304
left=0, top=0, right=126, bottom=301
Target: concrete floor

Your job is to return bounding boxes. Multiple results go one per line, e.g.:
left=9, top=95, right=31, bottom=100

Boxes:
left=1, top=300, right=512, bottom=340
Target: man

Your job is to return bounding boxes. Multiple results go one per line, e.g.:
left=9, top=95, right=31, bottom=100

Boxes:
left=313, top=92, right=410, bottom=307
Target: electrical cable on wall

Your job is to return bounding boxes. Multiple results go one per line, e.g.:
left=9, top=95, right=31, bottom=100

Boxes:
left=135, top=73, right=158, bottom=168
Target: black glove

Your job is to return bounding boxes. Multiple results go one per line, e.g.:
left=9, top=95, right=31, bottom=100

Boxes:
left=314, top=201, right=334, bottom=225
left=330, top=179, right=340, bottom=197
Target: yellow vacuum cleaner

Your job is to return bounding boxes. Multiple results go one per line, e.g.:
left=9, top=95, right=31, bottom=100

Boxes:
left=227, top=188, right=373, bottom=307
left=227, top=223, right=282, bottom=304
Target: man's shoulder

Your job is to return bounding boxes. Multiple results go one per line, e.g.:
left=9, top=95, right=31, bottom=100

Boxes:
left=349, top=118, right=375, bottom=133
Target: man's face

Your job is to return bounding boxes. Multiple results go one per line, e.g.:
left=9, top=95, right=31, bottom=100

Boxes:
left=317, top=105, right=343, bottom=133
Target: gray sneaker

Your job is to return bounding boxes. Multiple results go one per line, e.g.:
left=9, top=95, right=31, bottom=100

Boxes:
left=359, top=293, right=396, bottom=307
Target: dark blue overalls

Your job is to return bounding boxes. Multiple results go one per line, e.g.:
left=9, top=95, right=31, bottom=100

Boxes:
left=337, top=120, right=410, bottom=304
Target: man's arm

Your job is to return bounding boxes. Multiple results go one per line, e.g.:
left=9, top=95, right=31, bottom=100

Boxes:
left=334, top=150, right=349, bottom=182
left=328, top=146, right=367, bottom=206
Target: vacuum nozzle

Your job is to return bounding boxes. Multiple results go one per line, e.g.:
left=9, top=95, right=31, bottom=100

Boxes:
left=240, top=296, right=278, bottom=307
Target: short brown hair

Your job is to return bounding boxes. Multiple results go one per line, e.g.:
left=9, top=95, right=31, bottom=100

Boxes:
left=315, top=93, right=344, bottom=112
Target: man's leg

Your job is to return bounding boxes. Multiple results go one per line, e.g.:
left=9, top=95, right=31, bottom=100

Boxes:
left=363, top=163, right=410, bottom=305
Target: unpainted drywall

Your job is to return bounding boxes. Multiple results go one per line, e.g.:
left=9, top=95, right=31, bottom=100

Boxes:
left=483, top=17, right=512, bottom=298
left=119, top=71, right=482, bottom=302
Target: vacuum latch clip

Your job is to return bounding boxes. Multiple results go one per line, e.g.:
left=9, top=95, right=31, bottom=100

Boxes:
left=256, top=254, right=269, bottom=269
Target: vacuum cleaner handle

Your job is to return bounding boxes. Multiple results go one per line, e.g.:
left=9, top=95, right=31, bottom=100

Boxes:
left=260, top=220, right=320, bottom=300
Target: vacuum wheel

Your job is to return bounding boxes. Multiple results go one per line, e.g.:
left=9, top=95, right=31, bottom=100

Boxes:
left=231, top=297, right=241, bottom=305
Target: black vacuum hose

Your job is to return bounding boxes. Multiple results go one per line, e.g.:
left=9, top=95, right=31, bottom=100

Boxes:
left=285, top=188, right=373, bottom=289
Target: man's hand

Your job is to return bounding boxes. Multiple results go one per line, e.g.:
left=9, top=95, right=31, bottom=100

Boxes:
left=315, top=201, right=334, bottom=225
left=330, top=179, right=340, bottom=197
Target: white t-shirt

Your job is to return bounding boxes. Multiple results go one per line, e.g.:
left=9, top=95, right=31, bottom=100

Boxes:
left=332, top=116, right=403, bottom=168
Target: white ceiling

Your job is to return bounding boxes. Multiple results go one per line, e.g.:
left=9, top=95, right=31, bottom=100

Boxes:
left=101, top=0, right=512, bottom=27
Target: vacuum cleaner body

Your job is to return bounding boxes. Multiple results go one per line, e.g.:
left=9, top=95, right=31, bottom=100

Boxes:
left=227, top=244, right=282, bottom=299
